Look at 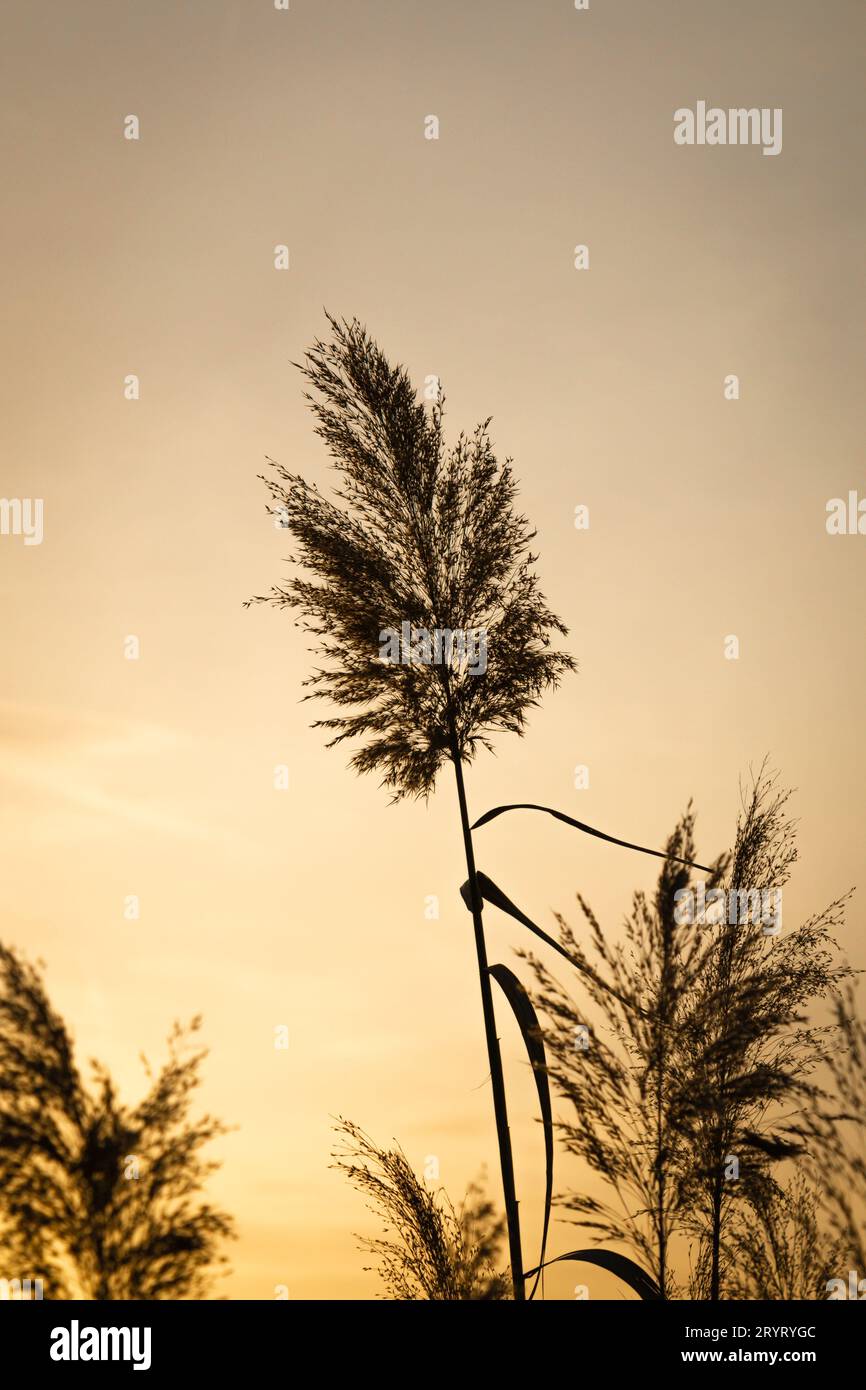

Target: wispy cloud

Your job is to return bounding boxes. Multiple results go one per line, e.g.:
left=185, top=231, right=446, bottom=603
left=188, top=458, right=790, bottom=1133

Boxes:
left=0, top=702, right=225, bottom=842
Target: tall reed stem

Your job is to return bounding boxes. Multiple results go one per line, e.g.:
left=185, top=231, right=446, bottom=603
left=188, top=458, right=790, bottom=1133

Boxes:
left=448, top=727, right=525, bottom=1301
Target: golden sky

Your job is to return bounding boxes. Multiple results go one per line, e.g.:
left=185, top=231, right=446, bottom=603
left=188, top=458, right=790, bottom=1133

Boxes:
left=1, top=0, right=864, bottom=1298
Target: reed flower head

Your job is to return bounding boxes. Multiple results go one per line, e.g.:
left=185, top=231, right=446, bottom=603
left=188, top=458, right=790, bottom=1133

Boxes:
left=250, top=315, right=575, bottom=799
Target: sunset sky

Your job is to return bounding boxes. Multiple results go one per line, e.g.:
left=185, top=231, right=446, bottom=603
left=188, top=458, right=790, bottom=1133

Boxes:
left=1, top=0, right=864, bottom=1298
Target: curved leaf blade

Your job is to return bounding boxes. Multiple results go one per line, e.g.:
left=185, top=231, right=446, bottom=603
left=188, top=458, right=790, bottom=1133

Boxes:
left=488, top=964, right=553, bottom=1302
left=523, top=1247, right=662, bottom=1301
left=471, top=803, right=713, bottom=874
left=464, top=871, right=640, bottom=1016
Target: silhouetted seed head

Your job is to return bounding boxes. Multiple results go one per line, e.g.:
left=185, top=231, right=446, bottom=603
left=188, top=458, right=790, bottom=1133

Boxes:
left=249, top=315, right=575, bottom=799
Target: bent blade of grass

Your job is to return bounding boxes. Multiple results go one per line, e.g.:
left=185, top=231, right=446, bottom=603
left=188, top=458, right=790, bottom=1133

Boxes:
left=488, top=963, right=553, bottom=1302
left=463, top=872, right=640, bottom=1017
left=471, top=803, right=713, bottom=873
left=523, top=1248, right=662, bottom=1301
